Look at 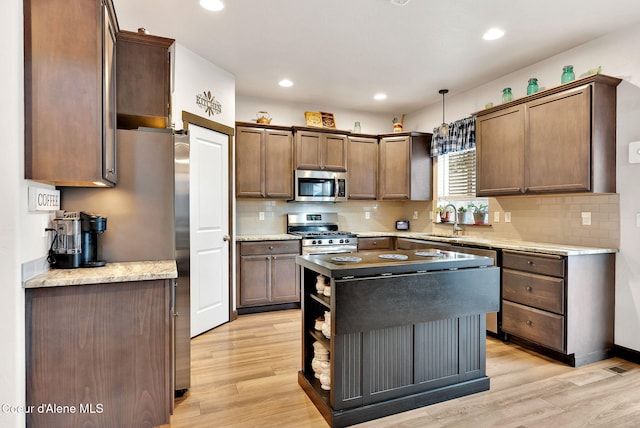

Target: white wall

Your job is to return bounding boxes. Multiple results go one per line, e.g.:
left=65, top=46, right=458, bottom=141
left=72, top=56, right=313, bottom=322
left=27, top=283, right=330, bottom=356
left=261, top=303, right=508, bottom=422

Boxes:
left=406, top=23, right=640, bottom=352
left=236, top=95, right=394, bottom=135
left=172, top=43, right=236, bottom=129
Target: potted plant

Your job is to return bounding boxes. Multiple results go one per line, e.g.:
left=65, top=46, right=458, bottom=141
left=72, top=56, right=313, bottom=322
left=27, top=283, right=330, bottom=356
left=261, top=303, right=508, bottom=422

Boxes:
left=472, top=203, right=489, bottom=225
left=436, top=205, right=452, bottom=223
left=457, top=205, right=468, bottom=224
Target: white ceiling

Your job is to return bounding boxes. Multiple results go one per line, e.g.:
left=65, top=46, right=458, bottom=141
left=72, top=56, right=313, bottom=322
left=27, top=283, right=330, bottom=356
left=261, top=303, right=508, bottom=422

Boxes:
left=113, top=0, right=640, bottom=114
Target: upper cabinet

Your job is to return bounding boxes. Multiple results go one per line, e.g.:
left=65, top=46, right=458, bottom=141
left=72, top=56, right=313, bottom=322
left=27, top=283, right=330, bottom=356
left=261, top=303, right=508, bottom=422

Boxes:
left=347, top=135, right=378, bottom=199
left=24, top=0, right=118, bottom=186
left=476, top=75, right=621, bottom=196
left=294, top=127, right=348, bottom=171
left=236, top=123, right=294, bottom=199
left=116, top=30, right=175, bottom=129
left=378, top=132, right=432, bottom=200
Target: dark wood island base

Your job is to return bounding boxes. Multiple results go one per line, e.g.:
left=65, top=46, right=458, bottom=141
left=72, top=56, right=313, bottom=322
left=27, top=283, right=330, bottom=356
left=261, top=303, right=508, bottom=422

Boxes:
left=297, top=250, right=500, bottom=427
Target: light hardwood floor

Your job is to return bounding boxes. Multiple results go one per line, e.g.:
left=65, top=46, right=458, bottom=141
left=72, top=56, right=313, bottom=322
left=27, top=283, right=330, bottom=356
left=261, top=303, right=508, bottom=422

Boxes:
left=163, top=309, right=640, bottom=427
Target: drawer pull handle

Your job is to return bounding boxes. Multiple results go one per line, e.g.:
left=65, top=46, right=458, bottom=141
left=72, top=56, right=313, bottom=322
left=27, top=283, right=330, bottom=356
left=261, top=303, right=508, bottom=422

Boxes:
left=526, top=320, right=533, bottom=327
left=527, top=260, right=533, bottom=265
left=526, top=286, right=532, bottom=292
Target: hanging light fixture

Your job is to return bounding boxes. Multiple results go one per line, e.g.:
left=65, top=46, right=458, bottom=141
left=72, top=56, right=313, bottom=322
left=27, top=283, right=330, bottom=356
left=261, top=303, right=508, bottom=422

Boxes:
left=438, top=89, right=449, bottom=137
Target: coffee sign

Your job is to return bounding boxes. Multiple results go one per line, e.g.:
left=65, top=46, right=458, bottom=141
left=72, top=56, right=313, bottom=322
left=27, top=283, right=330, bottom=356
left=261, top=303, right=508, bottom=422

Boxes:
left=28, top=187, right=60, bottom=212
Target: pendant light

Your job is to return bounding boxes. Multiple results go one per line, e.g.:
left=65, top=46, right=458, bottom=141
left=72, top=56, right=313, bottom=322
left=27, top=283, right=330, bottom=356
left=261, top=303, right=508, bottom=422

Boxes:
left=438, top=89, right=449, bottom=137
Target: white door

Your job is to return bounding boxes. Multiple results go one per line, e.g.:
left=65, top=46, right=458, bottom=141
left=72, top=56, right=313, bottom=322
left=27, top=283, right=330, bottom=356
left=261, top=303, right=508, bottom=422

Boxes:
left=190, top=124, right=230, bottom=337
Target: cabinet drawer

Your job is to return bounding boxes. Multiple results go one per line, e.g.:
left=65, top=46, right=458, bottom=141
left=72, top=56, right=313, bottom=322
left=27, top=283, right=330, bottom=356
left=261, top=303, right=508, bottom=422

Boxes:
left=358, top=237, right=394, bottom=251
left=239, top=241, right=300, bottom=256
left=502, top=251, right=565, bottom=277
left=502, top=269, right=564, bottom=314
left=502, top=300, right=565, bottom=352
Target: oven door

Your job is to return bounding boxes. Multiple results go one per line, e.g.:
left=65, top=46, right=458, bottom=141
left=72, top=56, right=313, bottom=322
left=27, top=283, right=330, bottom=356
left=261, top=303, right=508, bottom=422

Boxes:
left=302, top=246, right=357, bottom=255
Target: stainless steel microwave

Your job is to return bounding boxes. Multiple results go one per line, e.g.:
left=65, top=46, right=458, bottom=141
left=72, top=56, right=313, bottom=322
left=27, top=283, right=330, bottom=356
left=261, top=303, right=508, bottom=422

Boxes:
left=294, top=170, right=347, bottom=202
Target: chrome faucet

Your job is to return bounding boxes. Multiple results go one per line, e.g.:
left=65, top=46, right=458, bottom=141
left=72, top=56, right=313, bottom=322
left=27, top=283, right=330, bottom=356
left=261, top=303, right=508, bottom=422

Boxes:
left=443, top=204, right=464, bottom=236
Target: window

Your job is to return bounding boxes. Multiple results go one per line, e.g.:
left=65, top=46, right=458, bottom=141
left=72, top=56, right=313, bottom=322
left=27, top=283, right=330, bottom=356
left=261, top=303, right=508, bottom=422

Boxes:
left=437, top=148, right=476, bottom=198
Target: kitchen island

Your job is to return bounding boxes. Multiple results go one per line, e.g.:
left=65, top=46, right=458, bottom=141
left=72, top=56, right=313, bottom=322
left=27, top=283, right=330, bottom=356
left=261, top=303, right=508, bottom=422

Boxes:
left=297, top=250, right=500, bottom=427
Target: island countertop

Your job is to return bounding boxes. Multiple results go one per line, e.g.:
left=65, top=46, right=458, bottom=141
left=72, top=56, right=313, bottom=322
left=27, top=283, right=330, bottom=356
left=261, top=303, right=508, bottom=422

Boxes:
left=23, top=260, right=178, bottom=289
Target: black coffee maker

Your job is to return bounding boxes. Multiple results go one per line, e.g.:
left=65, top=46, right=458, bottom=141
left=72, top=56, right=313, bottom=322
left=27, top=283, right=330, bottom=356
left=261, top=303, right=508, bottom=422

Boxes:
left=80, top=212, right=107, bottom=267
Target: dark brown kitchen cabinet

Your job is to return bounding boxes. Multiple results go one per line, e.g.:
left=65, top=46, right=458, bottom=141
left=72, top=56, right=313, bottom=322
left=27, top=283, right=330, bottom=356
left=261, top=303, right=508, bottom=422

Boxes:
left=347, top=135, right=378, bottom=199
left=294, top=127, right=348, bottom=171
left=358, top=236, right=394, bottom=251
left=24, top=0, right=118, bottom=186
left=476, top=74, right=621, bottom=196
left=236, top=123, right=294, bottom=199
left=378, top=132, right=432, bottom=200
left=237, top=241, right=301, bottom=310
left=500, top=250, right=615, bottom=367
left=116, top=29, right=174, bottom=129
left=26, top=280, right=171, bottom=427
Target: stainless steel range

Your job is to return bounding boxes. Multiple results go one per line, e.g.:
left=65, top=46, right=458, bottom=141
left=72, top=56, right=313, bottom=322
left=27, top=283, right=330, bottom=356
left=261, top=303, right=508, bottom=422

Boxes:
left=287, top=212, right=358, bottom=255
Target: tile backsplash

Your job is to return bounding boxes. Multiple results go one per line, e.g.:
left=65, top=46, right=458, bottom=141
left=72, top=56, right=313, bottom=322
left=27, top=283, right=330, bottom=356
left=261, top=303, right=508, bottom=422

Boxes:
left=236, top=193, right=619, bottom=249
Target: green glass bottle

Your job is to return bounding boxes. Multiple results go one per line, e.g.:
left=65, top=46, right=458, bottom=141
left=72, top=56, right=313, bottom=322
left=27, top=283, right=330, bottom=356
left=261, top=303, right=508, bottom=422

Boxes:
left=502, top=87, right=513, bottom=103
left=527, top=78, right=539, bottom=95
left=561, top=65, right=575, bottom=84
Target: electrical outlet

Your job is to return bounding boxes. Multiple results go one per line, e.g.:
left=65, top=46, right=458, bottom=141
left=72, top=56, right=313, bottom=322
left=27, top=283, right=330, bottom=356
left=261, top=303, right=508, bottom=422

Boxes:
left=493, top=212, right=500, bottom=223
left=365, top=211, right=371, bottom=220
left=259, top=212, right=265, bottom=221
left=636, top=213, right=640, bottom=228
left=413, top=211, right=419, bottom=220
left=581, top=211, right=591, bottom=226
left=41, top=216, right=49, bottom=237
left=504, top=212, right=511, bottom=223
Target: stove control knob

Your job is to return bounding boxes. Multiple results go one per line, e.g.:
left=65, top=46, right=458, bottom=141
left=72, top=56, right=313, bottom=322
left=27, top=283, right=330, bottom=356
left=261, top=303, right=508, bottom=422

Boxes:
left=329, top=239, right=333, bottom=244
left=339, top=239, right=344, bottom=244
left=312, top=240, right=317, bottom=245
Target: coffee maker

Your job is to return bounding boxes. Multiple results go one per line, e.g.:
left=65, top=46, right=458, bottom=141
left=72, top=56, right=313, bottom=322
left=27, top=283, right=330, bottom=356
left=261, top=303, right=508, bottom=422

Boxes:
left=80, top=212, right=107, bottom=267
left=48, top=211, right=107, bottom=268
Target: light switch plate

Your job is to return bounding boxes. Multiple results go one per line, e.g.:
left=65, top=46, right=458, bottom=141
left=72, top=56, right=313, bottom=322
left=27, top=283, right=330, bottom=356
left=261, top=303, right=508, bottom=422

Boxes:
left=630, top=141, right=640, bottom=163
left=493, top=212, right=500, bottom=222
left=504, top=212, right=512, bottom=223
left=259, top=212, right=265, bottom=220
left=582, top=211, right=591, bottom=226
left=636, top=213, right=640, bottom=228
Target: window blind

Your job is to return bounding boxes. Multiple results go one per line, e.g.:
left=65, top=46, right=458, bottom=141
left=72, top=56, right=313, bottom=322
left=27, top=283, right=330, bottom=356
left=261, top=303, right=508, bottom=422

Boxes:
left=438, top=149, right=476, bottom=197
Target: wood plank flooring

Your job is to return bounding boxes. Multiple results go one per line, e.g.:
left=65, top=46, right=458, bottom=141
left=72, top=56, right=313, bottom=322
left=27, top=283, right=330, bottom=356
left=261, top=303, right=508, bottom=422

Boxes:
left=162, top=309, right=640, bottom=427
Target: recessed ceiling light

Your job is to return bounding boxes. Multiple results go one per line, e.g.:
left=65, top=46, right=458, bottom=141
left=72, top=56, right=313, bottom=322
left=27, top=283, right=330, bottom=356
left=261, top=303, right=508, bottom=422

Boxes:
left=483, top=28, right=505, bottom=41
left=374, top=93, right=387, bottom=101
left=279, top=79, right=294, bottom=88
left=390, top=0, right=411, bottom=5
left=200, top=0, right=224, bottom=12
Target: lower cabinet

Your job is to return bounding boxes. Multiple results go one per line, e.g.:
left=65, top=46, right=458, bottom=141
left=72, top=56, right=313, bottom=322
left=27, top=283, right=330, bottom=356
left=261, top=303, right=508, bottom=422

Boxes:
left=26, top=280, right=171, bottom=427
left=237, top=240, right=301, bottom=310
left=501, top=250, right=615, bottom=366
left=357, top=236, right=394, bottom=251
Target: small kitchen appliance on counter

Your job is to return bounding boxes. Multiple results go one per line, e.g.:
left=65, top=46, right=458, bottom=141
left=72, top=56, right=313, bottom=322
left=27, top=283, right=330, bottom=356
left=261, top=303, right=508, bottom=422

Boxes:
left=80, top=211, right=107, bottom=267
left=48, top=211, right=107, bottom=269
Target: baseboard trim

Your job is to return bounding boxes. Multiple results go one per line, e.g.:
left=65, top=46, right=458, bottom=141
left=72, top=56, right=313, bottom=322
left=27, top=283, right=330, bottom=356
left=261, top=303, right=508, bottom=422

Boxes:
left=614, top=344, right=640, bottom=364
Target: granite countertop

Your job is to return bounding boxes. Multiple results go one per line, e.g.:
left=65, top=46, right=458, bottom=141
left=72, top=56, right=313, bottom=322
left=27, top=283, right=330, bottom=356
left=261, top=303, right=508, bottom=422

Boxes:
left=237, top=232, right=617, bottom=256
left=235, top=234, right=301, bottom=242
left=24, top=260, right=178, bottom=289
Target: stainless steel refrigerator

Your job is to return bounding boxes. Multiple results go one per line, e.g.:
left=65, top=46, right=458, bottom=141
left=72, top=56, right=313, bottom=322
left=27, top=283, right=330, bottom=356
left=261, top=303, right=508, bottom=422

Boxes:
left=60, top=127, right=191, bottom=395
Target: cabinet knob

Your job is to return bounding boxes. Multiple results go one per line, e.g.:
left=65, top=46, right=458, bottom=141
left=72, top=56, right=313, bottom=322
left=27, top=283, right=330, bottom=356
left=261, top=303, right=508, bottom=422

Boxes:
left=527, top=260, right=533, bottom=265
left=268, top=245, right=274, bottom=250
left=526, top=286, right=532, bottom=292
left=526, top=320, right=533, bottom=327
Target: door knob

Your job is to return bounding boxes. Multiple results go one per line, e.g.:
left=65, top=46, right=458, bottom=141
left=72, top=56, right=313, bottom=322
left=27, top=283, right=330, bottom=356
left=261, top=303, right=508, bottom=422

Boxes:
left=223, top=234, right=231, bottom=242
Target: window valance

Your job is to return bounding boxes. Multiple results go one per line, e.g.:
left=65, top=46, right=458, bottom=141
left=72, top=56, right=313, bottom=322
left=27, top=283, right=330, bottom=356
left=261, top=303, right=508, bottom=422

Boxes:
left=431, top=115, right=476, bottom=157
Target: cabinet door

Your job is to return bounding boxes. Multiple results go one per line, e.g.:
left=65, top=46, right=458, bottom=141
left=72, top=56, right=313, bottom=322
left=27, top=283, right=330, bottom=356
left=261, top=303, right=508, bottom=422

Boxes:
left=271, top=254, right=300, bottom=303
left=379, top=136, right=410, bottom=200
left=323, top=134, right=348, bottom=171
left=24, top=0, right=118, bottom=186
left=347, top=136, right=378, bottom=199
left=525, top=86, right=591, bottom=193
left=476, top=106, right=525, bottom=196
left=295, top=130, right=323, bottom=169
left=239, top=255, right=271, bottom=307
left=264, top=129, right=294, bottom=198
left=236, top=126, right=265, bottom=197
left=103, top=1, right=118, bottom=184
left=116, top=31, right=174, bottom=123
